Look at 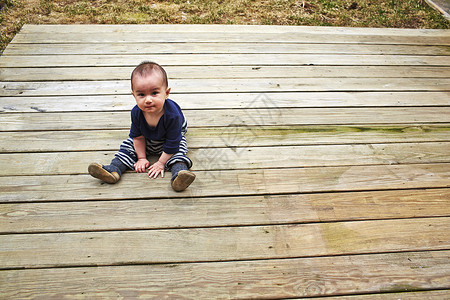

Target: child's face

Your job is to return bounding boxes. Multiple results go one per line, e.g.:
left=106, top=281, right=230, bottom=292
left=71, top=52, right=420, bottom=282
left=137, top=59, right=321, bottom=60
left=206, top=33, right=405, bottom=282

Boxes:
left=131, top=72, right=171, bottom=115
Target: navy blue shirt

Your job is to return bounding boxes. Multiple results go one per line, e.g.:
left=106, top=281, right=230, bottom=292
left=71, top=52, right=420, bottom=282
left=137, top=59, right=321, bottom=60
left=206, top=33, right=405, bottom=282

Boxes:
left=129, top=99, right=184, bottom=154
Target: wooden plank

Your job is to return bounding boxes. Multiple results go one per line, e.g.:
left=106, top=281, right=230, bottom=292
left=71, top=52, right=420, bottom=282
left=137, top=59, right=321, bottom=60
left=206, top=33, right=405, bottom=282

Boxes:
left=2, top=78, right=449, bottom=97
left=1, top=54, right=449, bottom=67
left=10, top=31, right=450, bottom=45
left=1, top=109, right=449, bottom=132
left=296, top=290, right=450, bottom=299
left=2, top=92, right=450, bottom=113
left=0, top=164, right=448, bottom=202
left=3, top=66, right=450, bottom=82
left=4, top=42, right=450, bottom=56
left=1, top=189, right=448, bottom=234
left=1, top=125, right=449, bottom=153
left=1, top=251, right=449, bottom=298
left=2, top=142, right=449, bottom=176
left=18, top=24, right=450, bottom=36
left=1, top=251, right=448, bottom=298
left=2, top=66, right=449, bottom=82
left=1, top=218, right=448, bottom=269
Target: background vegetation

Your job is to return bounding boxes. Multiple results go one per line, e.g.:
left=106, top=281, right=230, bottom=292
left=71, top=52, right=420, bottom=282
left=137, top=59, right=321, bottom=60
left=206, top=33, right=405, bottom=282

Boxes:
left=1, top=0, right=449, bottom=53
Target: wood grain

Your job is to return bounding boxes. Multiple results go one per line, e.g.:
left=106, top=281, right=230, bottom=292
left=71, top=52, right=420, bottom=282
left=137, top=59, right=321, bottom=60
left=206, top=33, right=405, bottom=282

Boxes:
left=0, top=251, right=448, bottom=298
left=2, top=92, right=450, bottom=113
left=0, top=164, right=448, bottom=203
left=3, top=66, right=450, bottom=81
left=1, top=125, right=449, bottom=153
left=1, top=108, right=449, bottom=132
left=1, top=142, right=449, bottom=176
left=11, top=31, right=450, bottom=45
left=17, top=24, right=450, bottom=35
left=4, top=42, right=449, bottom=56
left=2, top=78, right=449, bottom=96
left=1, top=218, right=448, bottom=269
left=0, top=189, right=448, bottom=234
left=2, top=54, right=449, bottom=68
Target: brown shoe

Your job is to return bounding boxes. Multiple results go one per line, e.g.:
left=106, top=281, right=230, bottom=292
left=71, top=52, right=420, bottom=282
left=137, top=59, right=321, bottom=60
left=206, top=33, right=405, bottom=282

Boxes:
left=171, top=170, right=196, bottom=192
left=88, top=163, right=120, bottom=184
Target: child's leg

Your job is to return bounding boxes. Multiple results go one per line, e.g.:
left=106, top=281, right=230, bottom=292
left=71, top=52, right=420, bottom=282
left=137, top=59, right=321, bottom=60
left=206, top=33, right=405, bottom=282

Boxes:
left=170, top=162, right=196, bottom=192
left=165, top=133, right=195, bottom=191
left=88, top=137, right=136, bottom=183
left=115, top=137, right=139, bottom=169
left=88, top=158, right=127, bottom=184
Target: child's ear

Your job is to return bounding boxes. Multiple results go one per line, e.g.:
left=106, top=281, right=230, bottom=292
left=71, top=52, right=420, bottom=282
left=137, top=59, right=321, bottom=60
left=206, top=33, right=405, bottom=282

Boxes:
left=165, top=87, right=171, bottom=98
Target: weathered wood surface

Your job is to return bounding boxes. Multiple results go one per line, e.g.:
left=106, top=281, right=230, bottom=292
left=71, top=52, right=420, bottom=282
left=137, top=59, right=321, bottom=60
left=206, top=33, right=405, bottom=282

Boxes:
left=1, top=164, right=449, bottom=202
left=0, top=188, right=448, bottom=234
left=0, top=251, right=448, bottom=299
left=15, top=24, right=450, bottom=34
left=10, top=30, right=450, bottom=45
left=2, top=54, right=449, bottom=67
left=2, top=92, right=450, bottom=113
left=2, top=125, right=450, bottom=153
left=310, top=290, right=450, bottom=300
left=2, top=109, right=449, bottom=132
left=4, top=42, right=450, bottom=56
left=0, top=24, right=449, bottom=299
left=3, top=66, right=450, bottom=81
left=2, top=142, right=450, bottom=176
left=1, top=218, right=449, bottom=269
left=2, top=78, right=449, bottom=96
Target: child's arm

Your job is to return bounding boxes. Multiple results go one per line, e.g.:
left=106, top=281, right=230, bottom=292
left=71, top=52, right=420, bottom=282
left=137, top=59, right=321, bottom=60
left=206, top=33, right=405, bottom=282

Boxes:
left=148, top=152, right=173, bottom=179
left=133, top=136, right=150, bottom=173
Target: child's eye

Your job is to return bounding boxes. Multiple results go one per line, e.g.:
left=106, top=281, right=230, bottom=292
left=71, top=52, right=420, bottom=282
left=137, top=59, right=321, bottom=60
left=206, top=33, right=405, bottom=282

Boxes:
left=152, top=92, right=158, bottom=95
left=138, top=93, right=145, bottom=97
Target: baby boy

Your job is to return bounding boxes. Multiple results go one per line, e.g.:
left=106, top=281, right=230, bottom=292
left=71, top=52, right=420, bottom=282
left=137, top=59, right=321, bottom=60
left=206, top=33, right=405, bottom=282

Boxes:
left=88, top=61, right=195, bottom=192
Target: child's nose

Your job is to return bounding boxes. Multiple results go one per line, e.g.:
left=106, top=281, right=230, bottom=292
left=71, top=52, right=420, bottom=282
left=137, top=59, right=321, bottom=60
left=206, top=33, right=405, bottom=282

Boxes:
left=145, top=96, right=152, bottom=102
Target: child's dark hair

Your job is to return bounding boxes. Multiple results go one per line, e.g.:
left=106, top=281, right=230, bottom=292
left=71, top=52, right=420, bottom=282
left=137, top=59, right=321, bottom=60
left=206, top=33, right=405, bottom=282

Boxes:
left=131, top=61, right=168, bottom=90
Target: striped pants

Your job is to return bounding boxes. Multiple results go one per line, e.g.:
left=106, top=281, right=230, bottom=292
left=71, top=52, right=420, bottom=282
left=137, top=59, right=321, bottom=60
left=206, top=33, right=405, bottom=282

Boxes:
left=114, top=127, right=192, bottom=171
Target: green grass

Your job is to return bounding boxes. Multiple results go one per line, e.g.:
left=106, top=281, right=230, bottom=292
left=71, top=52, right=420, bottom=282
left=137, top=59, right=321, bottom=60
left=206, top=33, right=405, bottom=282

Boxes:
left=1, top=0, right=449, bottom=53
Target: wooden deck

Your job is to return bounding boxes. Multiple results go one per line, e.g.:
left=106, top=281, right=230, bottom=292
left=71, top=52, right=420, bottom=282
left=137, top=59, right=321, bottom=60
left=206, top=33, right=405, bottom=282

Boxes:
left=0, top=24, right=449, bottom=299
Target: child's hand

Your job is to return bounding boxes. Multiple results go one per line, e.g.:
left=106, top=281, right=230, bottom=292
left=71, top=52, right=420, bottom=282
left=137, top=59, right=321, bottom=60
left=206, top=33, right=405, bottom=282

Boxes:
left=134, top=158, right=150, bottom=173
left=148, top=161, right=165, bottom=179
